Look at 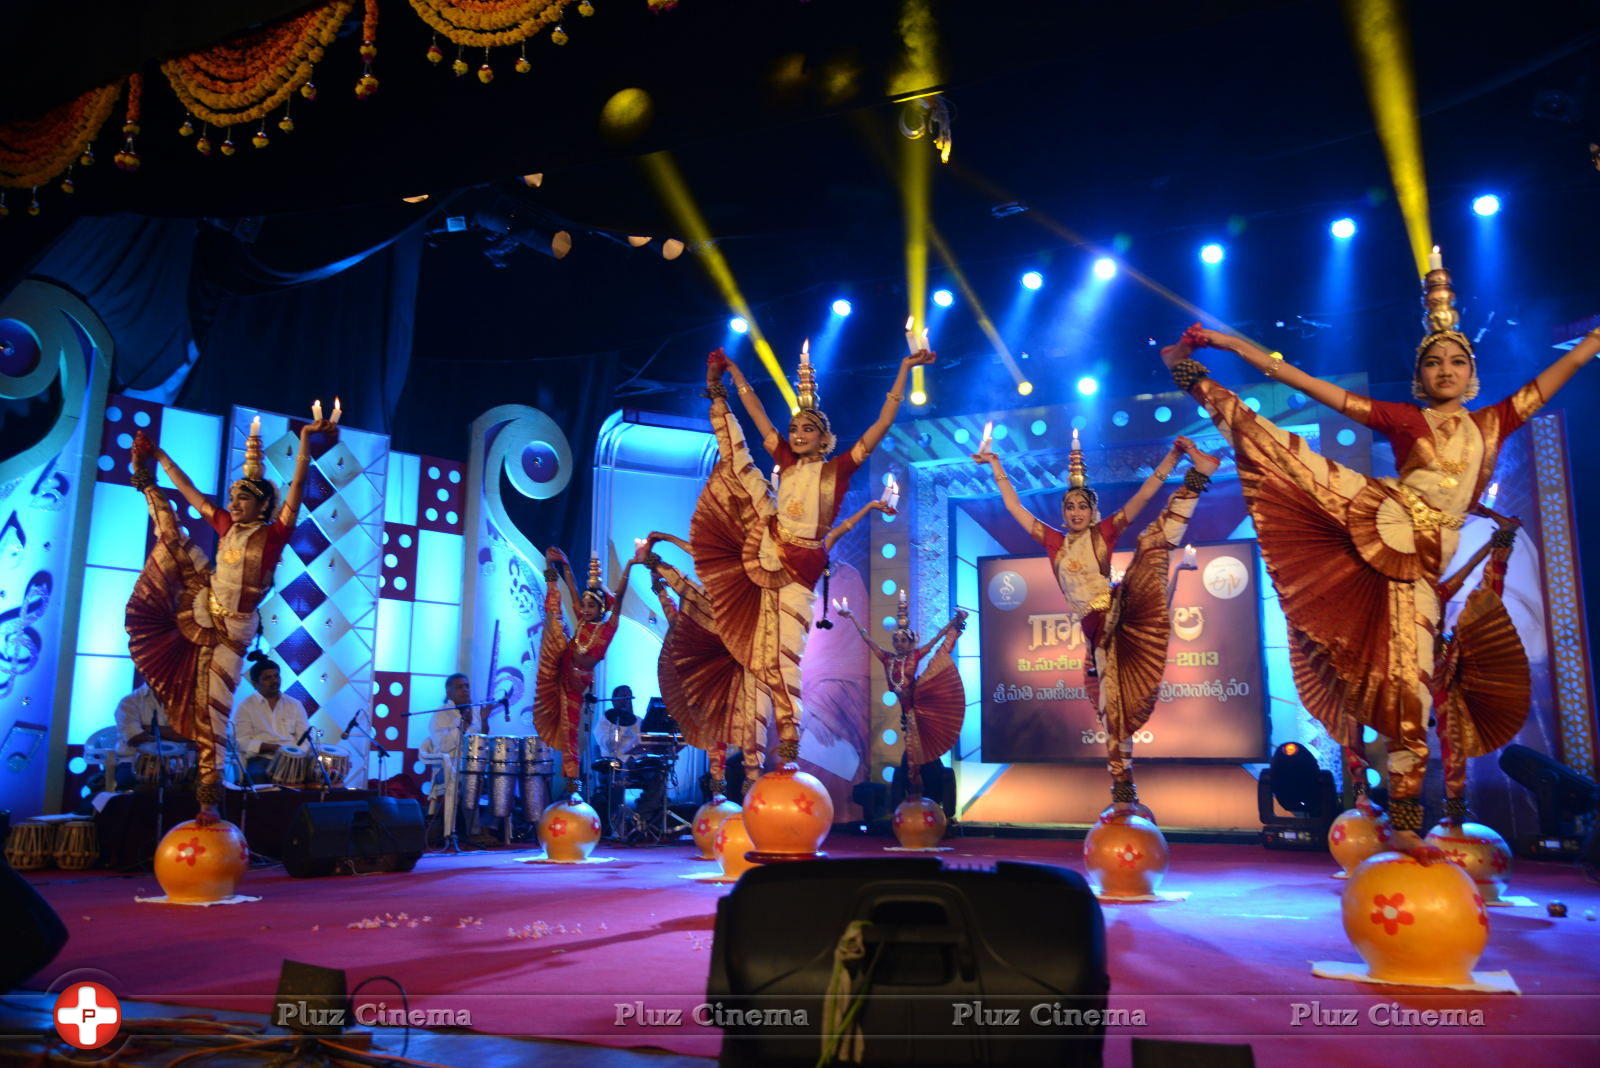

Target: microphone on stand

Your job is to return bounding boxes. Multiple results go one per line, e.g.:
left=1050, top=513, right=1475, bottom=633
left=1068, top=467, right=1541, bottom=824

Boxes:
left=502, top=693, right=512, bottom=723
left=341, top=709, right=363, bottom=740
left=294, top=725, right=315, bottom=748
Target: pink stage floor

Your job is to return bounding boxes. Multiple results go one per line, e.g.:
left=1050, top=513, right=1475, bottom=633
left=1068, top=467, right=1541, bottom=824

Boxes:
left=22, top=836, right=1600, bottom=1065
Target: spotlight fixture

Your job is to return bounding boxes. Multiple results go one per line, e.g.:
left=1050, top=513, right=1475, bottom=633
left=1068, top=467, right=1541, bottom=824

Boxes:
left=1199, top=243, right=1225, bottom=265
left=660, top=238, right=686, bottom=260
left=401, top=194, right=430, bottom=204
left=521, top=173, right=544, bottom=187
left=1472, top=193, right=1501, bottom=217
left=551, top=230, right=573, bottom=259
left=832, top=299, right=853, bottom=317
left=909, top=389, right=928, bottom=406
left=1017, top=381, right=1034, bottom=396
left=729, top=317, right=749, bottom=334
left=1257, top=741, right=1338, bottom=850
left=1498, top=744, right=1600, bottom=858
left=627, top=235, right=651, bottom=247
left=1021, top=271, right=1044, bottom=291
left=1075, top=376, right=1098, bottom=396
left=1092, top=258, right=1117, bottom=280
left=932, top=289, right=954, bottom=308
left=1330, top=217, right=1357, bottom=239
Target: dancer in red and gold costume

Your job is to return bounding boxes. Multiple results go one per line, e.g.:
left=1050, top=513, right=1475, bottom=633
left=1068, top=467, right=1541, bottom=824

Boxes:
left=838, top=594, right=967, bottom=801
left=975, top=432, right=1218, bottom=809
left=534, top=547, right=635, bottom=799
left=693, top=344, right=931, bottom=769
left=125, top=416, right=332, bottom=826
left=1160, top=253, right=1597, bottom=856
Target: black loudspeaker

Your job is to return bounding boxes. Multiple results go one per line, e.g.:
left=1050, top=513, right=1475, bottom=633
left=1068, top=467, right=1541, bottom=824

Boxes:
left=282, top=798, right=425, bottom=878
left=708, top=858, right=1107, bottom=1066
left=0, top=852, right=68, bottom=993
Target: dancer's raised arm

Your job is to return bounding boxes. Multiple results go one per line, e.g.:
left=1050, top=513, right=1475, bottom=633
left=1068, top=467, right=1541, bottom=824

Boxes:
left=1168, top=324, right=1354, bottom=415
left=278, top=419, right=334, bottom=524
left=824, top=500, right=889, bottom=551
left=1111, top=440, right=1183, bottom=524
left=720, top=355, right=780, bottom=448
left=851, top=349, right=936, bottom=459
left=148, top=439, right=211, bottom=517
left=1533, top=326, right=1600, bottom=402
left=836, top=605, right=890, bottom=658
left=972, top=450, right=1040, bottom=535
left=914, top=610, right=968, bottom=661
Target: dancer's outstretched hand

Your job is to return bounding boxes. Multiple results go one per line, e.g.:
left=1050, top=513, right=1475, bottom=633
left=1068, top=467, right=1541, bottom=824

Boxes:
left=905, top=348, right=937, bottom=368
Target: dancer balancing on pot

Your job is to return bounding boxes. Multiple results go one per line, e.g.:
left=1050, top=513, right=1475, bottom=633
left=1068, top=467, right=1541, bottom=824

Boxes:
left=694, top=339, right=933, bottom=853
left=126, top=413, right=333, bottom=826
left=974, top=431, right=1219, bottom=811
left=534, top=546, right=636, bottom=799
left=837, top=593, right=968, bottom=805
left=1158, top=250, right=1597, bottom=858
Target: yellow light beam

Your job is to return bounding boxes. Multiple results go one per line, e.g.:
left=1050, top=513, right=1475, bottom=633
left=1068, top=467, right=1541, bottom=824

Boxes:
left=927, top=224, right=1026, bottom=385
left=640, top=151, right=798, bottom=410
left=903, top=121, right=931, bottom=403
left=1343, top=0, right=1432, bottom=277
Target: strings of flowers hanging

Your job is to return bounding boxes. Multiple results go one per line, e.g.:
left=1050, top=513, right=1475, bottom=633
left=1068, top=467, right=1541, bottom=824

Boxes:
left=0, top=79, right=124, bottom=217
left=161, top=0, right=354, bottom=157
left=412, top=0, right=590, bottom=82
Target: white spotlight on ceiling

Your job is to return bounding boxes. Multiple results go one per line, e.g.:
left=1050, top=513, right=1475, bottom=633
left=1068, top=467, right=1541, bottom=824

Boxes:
left=661, top=239, right=686, bottom=260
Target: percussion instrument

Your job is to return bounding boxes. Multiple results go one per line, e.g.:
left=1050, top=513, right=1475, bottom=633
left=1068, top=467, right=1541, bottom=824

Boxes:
left=54, top=820, right=99, bottom=870
left=460, top=733, right=492, bottom=812
left=267, top=745, right=313, bottom=786
left=313, top=749, right=351, bottom=788
left=135, top=740, right=195, bottom=787
left=488, top=735, right=523, bottom=819
left=4, top=819, right=55, bottom=871
left=520, top=736, right=554, bottom=822
left=636, top=731, right=684, bottom=756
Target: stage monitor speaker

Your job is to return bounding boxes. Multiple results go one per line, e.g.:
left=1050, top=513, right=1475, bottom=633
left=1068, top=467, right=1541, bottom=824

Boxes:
left=708, top=857, right=1107, bottom=1066
left=0, top=853, right=68, bottom=993
left=274, top=960, right=348, bottom=1034
left=282, top=798, right=424, bottom=878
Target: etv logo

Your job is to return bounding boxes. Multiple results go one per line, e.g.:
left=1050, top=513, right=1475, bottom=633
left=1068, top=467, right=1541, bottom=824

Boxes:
left=54, top=982, right=121, bottom=1049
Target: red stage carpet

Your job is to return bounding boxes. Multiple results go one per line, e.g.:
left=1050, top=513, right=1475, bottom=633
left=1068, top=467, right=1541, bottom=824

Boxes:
left=23, top=837, right=1600, bottom=1064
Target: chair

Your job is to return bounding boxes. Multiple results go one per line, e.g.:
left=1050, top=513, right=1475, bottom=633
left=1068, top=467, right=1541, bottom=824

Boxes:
left=82, top=727, right=124, bottom=793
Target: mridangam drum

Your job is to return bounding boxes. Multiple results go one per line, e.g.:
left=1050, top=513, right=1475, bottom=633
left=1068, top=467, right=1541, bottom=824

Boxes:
left=520, top=736, right=554, bottom=822
left=460, top=733, right=492, bottom=812
left=267, top=745, right=313, bottom=785
left=488, top=736, right=523, bottom=819
left=54, top=821, right=99, bottom=870
left=135, top=740, right=195, bottom=787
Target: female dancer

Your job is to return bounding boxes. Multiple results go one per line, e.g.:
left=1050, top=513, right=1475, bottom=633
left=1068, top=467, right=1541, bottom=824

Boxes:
left=838, top=598, right=968, bottom=800
left=126, top=416, right=332, bottom=825
left=975, top=433, right=1218, bottom=809
left=693, top=343, right=932, bottom=771
left=1160, top=258, right=1596, bottom=854
left=534, top=547, right=635, bottom=798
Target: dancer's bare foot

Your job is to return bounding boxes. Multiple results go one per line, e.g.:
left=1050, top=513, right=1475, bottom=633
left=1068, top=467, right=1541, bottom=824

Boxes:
left=195, top=805, right=221, bottom=828
left=1388, top=829, right=1446, bottom=864
left=1175, top=435, right=1222, bottom=475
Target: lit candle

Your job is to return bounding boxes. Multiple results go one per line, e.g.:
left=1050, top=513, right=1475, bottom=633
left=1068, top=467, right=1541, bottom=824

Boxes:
left=1484, top=482, right=1499, bottom=509
left=920, top=328, right=930, bottom=352
left=249, top=415, right=261, bottom=437
left=634, top=537, right=647, bottom=551
left=771, top=465, right=781, bottom=493
left=800, top=338, right=810, bottom=366
left=1183, top=544, right=1198, bottom=569
left=1429, top=245, right=1443, bottom=271
left=311, top=398, right=323, bottom=422
left=841, top=596, right=849, bottom=613
left=898, top=589, right=908, bottom=609
left=880, top=475, right=900, bottom=513
left=904, top=315, right=917, bottom=355
left=331, top=397, right=342, bottom=425
left=978, top=420, right=993, bottom=454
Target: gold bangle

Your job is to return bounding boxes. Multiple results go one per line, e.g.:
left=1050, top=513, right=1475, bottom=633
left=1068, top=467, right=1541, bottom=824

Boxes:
left=736, top=384, right=752, bottom=395
left=885, top=391, right=904, bottom=402
left=1264, top=351, right=1285, bottom=379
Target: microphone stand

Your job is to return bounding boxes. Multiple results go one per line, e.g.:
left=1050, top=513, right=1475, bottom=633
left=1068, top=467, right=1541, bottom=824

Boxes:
left=343, top=711, right=389, bottom=792
left=147, top=711, right=168, bottom=865
left=297, top=725, right=335, bottom=795
left=403, top=702, right=478, bottom=852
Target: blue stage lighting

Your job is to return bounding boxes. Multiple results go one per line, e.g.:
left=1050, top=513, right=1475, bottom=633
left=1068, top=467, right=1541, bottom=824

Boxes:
left=831, top=299, right=853, bottom=317
left=1092, top=258, right=1117, bottom=280
left=1199, top=243, right=1225, bottom=265
left=1076, top=376, right=1098, bottom=396
left=932, top=288, right=954, bottom=307
left=1021, top=271, right=1044, bottom=291
left=1330, top=218, right=1357, bottom=239
left=728, top=316, right=749, bottom=334
left=1472, top=194, right=1500, bottom=217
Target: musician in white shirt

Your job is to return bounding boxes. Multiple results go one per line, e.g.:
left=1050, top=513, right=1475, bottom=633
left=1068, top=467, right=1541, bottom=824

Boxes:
left=113, top=684, right=193, bottom=788
left=233, top=658, right=310, bottom=779
left=426, top=673, right=486, bottom=761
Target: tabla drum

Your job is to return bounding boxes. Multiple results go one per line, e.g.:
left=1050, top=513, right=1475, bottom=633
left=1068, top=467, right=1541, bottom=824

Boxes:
left=488, top=736, right=523, bottom=819
left=4, top=820, right=55, bottom=871
left=135, top=740, right=195, bottom=786
left=54, top=820, right=100, bottom=870
left=460, top=733, right=492, bottom=812
left=311, top=749, right=351, bottom=788
left=268, top=745, right=313, bottom=786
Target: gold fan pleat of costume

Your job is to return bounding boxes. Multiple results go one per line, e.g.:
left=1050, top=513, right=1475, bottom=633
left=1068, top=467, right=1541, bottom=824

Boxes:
left=1434, top=586, right=1530, bottom=756
left=1098, top=541, right=1172, bottom=740
left=905, top=653, right=965, bottom=763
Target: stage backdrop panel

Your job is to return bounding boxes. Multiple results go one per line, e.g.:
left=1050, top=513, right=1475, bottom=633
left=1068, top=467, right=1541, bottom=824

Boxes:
left=978, top=541, right=1267, bottom=764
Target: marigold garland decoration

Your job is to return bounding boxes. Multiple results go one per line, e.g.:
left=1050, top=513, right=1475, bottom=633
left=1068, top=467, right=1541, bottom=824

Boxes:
left=356, top=0, right=381, bottom=99
left=409, top=0, right=573, bottom=50
left=0, top=80, right=122, bottom=192
left=160, top=1, right=354, bottom=129
left=114, top=74, right=144, bottom=171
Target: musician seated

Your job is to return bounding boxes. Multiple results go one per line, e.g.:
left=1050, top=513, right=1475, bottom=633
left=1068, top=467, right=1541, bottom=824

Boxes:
left=424, top=673, right=488, bottom=837
left=234, top=657, right=310, bottom=780
left=114, top=683, right=193, bottom=789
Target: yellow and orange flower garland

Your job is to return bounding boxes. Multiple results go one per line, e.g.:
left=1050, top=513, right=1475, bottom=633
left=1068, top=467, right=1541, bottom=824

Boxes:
left=413, top=0, right=586, bottom=80
left=0, top=79, right=124, bottom=215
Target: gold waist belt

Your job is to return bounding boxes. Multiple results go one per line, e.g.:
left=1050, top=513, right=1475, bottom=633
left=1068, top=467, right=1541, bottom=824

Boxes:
left=773, top=523, right=824, bottom=550
left=207, top=592, right=254, bottom=621
left=1396, top=486, right=1464, bottom=533
left=1086, top=592, right=1112, bottom=614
